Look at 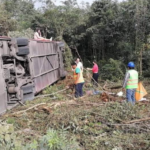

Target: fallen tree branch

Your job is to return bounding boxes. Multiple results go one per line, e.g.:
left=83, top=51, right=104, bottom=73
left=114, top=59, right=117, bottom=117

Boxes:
left=12, top=103, right=46, bottom=115
left=17, top=101, right=25, bottom=106
left=11, top=96, right=89, bottom=115
left=106, top=123, right=137, bottom=126
left=125, top=117, right=150, bottom=124
left=50, top=100, right=77, bottom=108
left=103, top=81, right=109, bottom=91
left=105, top=123, right=150, bottom=132
left=11, top=95, right=105, bottom=115
left=83, top=102, right=104, bottom=106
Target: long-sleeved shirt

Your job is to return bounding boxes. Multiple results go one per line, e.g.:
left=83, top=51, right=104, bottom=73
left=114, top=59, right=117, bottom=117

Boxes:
left=122, top=72, right=130, bottom=88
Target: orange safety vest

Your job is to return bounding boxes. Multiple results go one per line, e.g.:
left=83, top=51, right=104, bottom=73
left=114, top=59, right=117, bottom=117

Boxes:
left=135, top=82, right=147, bottom=101
left=73, top=68, right=84, bottom=84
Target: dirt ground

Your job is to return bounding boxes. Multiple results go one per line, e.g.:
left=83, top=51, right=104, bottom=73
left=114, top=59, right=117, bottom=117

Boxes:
left=1, top=75, right=150, bottom=150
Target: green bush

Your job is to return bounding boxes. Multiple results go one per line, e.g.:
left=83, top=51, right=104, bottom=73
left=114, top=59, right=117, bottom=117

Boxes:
left=0, top=122, right=22, bottom=150
left=8, top=28, right=34, bottom=39
left=0, top=122, right=80, bottom=150
left=25, top=128, right=80, bottom=150
left=101, top=58, right=125, bottom=81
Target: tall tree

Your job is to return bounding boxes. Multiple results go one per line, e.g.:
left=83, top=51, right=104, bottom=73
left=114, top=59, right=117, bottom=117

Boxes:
left=135, top=0, right=148, bottom=76
left=0, top=2, right=16, bottom=35
left=3, top=0, right=36, bottom=30
left=43, top=0, right=84, bottom=39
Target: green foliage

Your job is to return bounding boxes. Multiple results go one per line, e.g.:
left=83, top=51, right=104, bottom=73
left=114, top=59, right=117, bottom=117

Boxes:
left=0, top=122, right=80, bottom=150
left=43, top=0, right=85, bottom=38
left=3, top=0, right=36, bottom=30
left=40, top=128, right=80, bottom=150
left=63, top=0, right=150, bottom=78
left=8, top=28, right=34, bottom=38
left=0, top=4, right=16, bottom=35
left=41, top=100, right=150, bottom=150
left=64, top=42, right=73, bottom=69
left=0, top=122, right=23, bottom=150
left=25, top=128, right=80, bottom=150
left=6, top=117, right=15, bottom=124
left=101, top=58, right=125, bottom=81
left=42, top=84, right=66, bottom=100
left=1, top=0, right=150, bottom=77
left=24, top=140, right=38, bottom=150
left=43, top=86, right=57, bottom=95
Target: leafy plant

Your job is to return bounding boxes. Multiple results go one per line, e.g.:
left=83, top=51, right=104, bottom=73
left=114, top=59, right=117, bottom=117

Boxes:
left=8, top=28, right=34, bottom=38
left=24, top=140, right=38, bottom=150
left=0, top=122, right=23, bottom=150
left=25, top=128, right=80, bottom=150
left=101, top=58, right=125, bottom=81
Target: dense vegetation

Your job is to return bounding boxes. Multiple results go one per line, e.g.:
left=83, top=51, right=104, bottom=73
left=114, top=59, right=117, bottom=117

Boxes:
left=1, top=0, right=150, bottom=79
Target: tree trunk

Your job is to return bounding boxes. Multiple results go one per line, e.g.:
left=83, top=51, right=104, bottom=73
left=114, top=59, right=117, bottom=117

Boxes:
left=139, top=49, right=142, bottom=76
left=101, top=38, right=105, bottom=60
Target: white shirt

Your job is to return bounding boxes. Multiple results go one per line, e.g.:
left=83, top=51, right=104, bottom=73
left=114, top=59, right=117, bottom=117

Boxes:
left=34, top=32, right=41, bottom=40
left=77, top=62, right=83, bottom=72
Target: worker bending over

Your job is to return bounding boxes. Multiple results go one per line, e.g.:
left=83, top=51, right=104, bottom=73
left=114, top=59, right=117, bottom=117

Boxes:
left=122, top=62, right=138, bottom=104
left=71, top=62, right=84, bottom=98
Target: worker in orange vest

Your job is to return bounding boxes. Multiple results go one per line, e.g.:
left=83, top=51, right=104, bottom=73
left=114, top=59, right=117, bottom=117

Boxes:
left=122, top=62, right=138, bottom=104
left=71, top=62, right=84, bottom=98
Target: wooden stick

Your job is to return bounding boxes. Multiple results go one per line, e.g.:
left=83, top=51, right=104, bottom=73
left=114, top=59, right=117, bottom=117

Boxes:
left=18, top=101, right=25, bottom=106
left=12, top=103, right=46, bottom=115
left=103, top=81, right=108, bottom=91
left=105, top=123, right=149, bottom=132
left=106, top=123, right=136, bottom=126
left=74, top=46, right=83, bottom=63
left=12, top=96, right=105, bottom=115
left=125, top=117, right=150, bottom=124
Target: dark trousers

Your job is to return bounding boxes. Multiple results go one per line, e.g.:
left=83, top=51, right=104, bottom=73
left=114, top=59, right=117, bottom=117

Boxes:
left=92, top=73, right=99, bottom=86
left=75, top=82, right=84, bottom=98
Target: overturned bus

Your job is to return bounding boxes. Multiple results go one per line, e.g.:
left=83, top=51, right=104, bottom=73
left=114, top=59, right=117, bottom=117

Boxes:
left=0, top=37, right=66, bottom=114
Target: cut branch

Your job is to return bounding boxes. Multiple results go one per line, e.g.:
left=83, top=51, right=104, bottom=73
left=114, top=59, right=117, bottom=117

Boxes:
left=12, top=103, right=46, bottom=115
left=125, top=117, right=150, bottom=124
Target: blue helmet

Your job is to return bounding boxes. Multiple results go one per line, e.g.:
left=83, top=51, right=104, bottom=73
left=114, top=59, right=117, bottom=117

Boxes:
left=128, top=62, right=135, bottom=68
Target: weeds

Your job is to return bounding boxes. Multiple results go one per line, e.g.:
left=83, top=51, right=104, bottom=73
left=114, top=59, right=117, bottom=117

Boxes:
left=1, top=78, right=150, bottom=150
left=25, top=128, right=80, bottom=150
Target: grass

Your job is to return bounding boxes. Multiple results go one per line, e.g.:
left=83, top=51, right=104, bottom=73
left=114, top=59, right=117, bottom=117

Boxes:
left=0, top=78, right=150, bottom=150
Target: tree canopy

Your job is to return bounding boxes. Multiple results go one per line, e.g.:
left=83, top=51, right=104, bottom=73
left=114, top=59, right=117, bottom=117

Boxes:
left=1, top=0, right=150, bottom=79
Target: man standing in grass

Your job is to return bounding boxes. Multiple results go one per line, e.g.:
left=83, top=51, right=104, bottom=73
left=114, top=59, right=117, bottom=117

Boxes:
left=122, top=62, right=138, bottom=104
left=71, top=62, right=84, bottom=98
left=76, top=58, right=83, bottom=72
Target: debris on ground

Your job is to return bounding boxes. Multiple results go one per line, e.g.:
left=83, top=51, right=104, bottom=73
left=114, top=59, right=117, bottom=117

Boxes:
left=0, top=75, right=150, bottom=150
left=100, top=92, right=123, bottom=102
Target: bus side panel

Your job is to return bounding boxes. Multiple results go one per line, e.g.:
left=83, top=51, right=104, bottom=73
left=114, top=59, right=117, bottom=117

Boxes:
left=28, top=41, right=61, bottom=93
left=0, top=58, right=7, bottom=114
